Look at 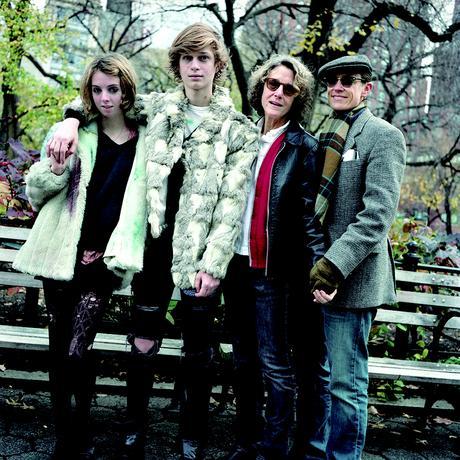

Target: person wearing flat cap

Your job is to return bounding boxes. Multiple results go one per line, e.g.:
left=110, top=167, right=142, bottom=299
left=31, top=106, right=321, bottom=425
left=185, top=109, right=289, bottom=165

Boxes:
left=294, top=55, right=407, bottom=459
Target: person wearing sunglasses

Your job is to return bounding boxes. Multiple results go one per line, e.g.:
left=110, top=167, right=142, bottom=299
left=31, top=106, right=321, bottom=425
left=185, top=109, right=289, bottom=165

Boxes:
left=222, top=54, right=330, bottom=460
left=301, top=54, right=406, bottom=459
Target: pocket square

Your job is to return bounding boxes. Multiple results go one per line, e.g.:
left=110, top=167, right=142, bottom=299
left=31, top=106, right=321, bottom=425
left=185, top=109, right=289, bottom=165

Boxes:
left=342, top=149, right=358, bottom=161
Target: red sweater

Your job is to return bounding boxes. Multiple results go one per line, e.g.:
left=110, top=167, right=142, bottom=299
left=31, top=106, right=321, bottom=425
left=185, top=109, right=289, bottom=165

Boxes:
left=249, top=132, right=286, bottom=269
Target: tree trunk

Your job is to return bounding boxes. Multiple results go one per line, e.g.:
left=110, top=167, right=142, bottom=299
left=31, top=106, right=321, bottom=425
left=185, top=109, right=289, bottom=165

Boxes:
left=444, top=183, right=453, bottom=234
left=222, top=3, right=250, bottom=116
left=0, top=82, right=20, bottom=150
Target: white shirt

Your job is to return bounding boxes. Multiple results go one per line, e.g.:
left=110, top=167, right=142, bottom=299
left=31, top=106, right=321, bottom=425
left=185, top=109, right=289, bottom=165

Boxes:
left=185, top=104, right=210, bottom=136
left=235, top=118, right=290, bottom=255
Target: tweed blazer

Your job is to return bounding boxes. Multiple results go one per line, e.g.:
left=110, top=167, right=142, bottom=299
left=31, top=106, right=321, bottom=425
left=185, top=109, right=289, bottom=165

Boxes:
left=323, top=108, right=406, bottom=308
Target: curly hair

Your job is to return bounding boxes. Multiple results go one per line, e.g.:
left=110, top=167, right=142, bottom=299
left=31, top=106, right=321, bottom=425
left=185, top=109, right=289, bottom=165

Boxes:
left=80, top=52, right=137, bottom=116
left=248, top=54, right=314, bottom=121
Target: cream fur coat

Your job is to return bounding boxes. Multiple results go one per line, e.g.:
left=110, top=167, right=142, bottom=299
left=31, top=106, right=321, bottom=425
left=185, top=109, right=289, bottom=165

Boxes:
left=142, top=86, right=258, bottom=288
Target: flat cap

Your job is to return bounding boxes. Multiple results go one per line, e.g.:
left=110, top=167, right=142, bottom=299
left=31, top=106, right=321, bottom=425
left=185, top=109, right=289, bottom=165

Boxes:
left=318, top=55, right=373, bottom=80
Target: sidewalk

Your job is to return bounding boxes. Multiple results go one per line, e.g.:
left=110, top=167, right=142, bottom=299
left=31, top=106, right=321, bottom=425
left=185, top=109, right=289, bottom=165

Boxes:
left=0, top=386, right=459, bottom=459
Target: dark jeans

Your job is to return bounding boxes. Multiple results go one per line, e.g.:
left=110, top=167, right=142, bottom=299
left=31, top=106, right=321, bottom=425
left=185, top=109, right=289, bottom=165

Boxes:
left=177, top=290, right=219, bottom=441
left=223, top=254, right=295, bottom=459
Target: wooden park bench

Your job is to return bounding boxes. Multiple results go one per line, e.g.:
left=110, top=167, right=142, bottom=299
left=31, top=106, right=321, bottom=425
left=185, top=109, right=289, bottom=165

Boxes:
left=0, top=224, right=229, bottom=396
left=0, top=224, right=459, bottom=411
left=368, top=262, right=460, bottom=412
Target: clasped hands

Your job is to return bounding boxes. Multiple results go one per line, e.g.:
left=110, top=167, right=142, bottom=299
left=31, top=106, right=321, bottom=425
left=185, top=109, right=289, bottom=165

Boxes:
left=46, top=119, right=80, bottom=175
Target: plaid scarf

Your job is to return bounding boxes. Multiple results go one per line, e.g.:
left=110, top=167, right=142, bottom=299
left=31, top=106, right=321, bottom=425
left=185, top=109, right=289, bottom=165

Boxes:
left=314, top=102, right=366, bottom=223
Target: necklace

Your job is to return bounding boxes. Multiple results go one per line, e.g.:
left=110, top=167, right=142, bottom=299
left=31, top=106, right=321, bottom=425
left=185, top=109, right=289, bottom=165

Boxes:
left=103, top=125, right=133, bottom=144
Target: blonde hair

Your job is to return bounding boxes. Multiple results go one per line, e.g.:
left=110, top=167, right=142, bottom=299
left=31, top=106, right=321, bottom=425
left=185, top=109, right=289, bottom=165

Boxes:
left=248, top=54, right=314, bottom=121
left=80, top=52, right=137, bottom=116
left=168, top=23, right=229, bottom=83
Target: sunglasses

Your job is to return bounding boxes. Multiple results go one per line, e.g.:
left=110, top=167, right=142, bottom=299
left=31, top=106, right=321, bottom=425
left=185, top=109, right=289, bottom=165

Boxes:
left=324, top=75, right=364, bottom=88
left=264, top=78, right=299, bottom=97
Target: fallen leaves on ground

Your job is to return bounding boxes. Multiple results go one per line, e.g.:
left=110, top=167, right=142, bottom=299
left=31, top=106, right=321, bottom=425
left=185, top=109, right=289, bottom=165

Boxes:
left=432, top=416, right=454, bottom=425
left=368, top=405, right=380, bottom=415
left=416, top=439, right=429, bottom=446
left=369, top=422, right=386, bottom=429
left=5, top=395, right=35, bottom=410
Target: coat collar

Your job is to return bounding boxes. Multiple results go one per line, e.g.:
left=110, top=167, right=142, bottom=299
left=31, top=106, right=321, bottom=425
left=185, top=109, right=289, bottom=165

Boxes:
left=81, top=119, right=99, bottom=136
left=343, top=108, right=373, bottom=151
left=161, top=84, right=235, bottom=115
left=285, top=120, right=315, bottom=146
left=256, top=118, right=308, bottom=146
left=156, top=84, right=237, bottom=140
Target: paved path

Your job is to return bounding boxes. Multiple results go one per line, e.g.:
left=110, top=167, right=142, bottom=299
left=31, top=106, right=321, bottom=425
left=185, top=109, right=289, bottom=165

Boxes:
left=0, top=387, right=459, bottom=459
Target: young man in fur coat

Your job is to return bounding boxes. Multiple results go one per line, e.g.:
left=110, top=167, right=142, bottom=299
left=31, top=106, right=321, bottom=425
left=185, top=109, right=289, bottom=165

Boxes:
left=47, top=23, right=259, bottom=460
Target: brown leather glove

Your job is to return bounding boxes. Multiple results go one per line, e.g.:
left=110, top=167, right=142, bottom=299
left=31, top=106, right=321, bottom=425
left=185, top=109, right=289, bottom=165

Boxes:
left=310, top=257, right=343, bottom=295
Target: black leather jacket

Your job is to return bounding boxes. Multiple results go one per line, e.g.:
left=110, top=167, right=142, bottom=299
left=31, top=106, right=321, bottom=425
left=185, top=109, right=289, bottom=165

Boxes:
left=263, top=120, right=325, bottom=279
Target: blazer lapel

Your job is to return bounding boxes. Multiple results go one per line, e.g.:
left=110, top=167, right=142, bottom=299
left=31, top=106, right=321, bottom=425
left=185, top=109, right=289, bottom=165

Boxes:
left=343, top=108, right=372, bottom=152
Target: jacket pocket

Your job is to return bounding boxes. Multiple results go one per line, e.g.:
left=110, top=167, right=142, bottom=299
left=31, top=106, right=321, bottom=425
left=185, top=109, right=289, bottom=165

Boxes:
left=337, top=158, right=365, bottom=193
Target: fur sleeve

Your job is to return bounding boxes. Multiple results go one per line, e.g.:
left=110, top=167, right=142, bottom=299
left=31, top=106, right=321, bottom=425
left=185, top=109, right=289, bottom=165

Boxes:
left=25, top=126, right=70, bottom=211
left=197, top=116, right=259, bottom=279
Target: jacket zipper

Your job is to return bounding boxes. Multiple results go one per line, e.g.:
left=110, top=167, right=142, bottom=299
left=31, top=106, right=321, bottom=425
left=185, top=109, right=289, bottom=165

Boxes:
left=264, top=142, right=285, bottom=276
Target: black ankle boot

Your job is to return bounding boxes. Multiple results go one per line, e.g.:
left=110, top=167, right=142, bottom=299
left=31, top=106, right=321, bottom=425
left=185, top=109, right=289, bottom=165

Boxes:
left=181, top=439, right=204, bottom=460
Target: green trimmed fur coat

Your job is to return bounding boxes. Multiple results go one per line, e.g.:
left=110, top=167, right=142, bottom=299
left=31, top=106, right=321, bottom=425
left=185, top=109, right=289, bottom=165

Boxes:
left=13, top=122, right=148, bottom=288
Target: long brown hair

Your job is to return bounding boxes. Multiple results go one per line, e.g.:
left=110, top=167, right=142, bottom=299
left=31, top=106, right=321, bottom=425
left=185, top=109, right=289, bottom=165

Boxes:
left=80, top=52, right=137, bottom=116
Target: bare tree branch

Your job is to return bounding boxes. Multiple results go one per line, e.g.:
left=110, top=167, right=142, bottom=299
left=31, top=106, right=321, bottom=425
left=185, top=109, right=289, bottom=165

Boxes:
left=346, top=1, right=460, bottom=55
left=238, top=1, right=309, bottom=27
left=23, top=53, right=63, bottom=85
left=109, top=15, right=126, bottom=50
left=75, top=14, right=106, bottom=52
left=113, top=15, right=140, bottom=50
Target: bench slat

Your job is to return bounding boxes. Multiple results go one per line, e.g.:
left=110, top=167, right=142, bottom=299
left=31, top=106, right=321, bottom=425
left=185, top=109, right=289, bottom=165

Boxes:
left=397, top=290, right=460, bottom=310
left=0, top=325, right=182, bottom=356
left=0, top=271, right=43, bottom=288
left=375, top=309, right=460, bottom=329
left=0, top=225, right=30, bottom=241
left=396, top=270, right=460, bottom=289
left=0, top=248, right=18, bottom=263
left=369, top=357, right=460, bottom=385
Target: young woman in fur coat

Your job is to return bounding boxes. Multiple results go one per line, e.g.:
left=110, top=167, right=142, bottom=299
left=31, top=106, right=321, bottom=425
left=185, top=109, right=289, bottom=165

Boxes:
left=14, top=53, right=148, bottom=459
